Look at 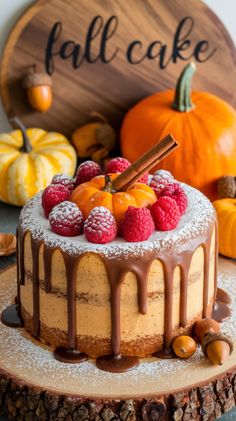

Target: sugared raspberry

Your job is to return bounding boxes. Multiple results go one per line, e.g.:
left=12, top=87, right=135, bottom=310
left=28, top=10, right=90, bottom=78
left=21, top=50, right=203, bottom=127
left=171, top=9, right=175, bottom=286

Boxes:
left=150, top=170, right=174, bottom=197
left=159, top=182, right=188, bottom=215
left=49, top=201, right=84, bottom=236
left=42, top=184, right=71, bottom=218
left=122, top=206, right=154, bottom=242
left=105, top=157, right=130, bottom=174
left=105, top=157, right=148, bottom=184
left=75, top=161, right=102, bottom=186
left=151, top=197, right=180, bottom=231
left=84, top=206, right=117, bottom=244
left=51, top=174, right=75, bottom=191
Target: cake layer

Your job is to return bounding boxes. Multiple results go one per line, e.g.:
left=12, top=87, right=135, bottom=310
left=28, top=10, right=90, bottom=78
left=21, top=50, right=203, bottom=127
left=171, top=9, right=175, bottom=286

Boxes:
left=20, top=234, right=215, bottom=356
left=17, top=184, right=217, bottom=358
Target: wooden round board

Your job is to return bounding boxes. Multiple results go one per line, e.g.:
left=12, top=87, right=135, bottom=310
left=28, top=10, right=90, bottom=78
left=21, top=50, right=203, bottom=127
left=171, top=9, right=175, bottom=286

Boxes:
left=0, top=257, right=236, bottom=420
left=0, top=0, right=235, bottom=137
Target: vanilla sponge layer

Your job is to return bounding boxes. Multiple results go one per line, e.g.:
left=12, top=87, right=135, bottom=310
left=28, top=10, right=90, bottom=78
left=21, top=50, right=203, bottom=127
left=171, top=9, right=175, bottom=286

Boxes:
left=20, top=229, right=216, bottom=357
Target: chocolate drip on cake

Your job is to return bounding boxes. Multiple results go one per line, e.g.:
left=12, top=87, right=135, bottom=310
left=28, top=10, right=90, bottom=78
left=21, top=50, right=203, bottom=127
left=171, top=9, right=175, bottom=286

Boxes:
left=2, top=219, right=219, bottom=372
left=31, top=238, right=41, bottom=338
left=18, top=229, right=26, bottom=285
left=64, top=254, right=78, bottom=349
left=180, top=263, right=190, bottom=327
left=43, top=246, right=54, bottom=293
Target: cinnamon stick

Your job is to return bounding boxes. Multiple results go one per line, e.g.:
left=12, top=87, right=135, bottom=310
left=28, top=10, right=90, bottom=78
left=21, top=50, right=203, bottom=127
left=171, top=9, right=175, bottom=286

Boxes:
left=112, top=134, right=178, bottom=192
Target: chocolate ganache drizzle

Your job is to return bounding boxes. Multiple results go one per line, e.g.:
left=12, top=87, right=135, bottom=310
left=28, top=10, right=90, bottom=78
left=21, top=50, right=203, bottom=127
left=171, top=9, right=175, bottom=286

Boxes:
left=12, top=221, right=217, bottom=372
left=1, top=187, right=229, bottom=374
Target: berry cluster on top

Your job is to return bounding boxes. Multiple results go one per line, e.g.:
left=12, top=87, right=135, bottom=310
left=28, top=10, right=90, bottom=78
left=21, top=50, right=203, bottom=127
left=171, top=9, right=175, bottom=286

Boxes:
left=41, top=158, right=188, bottom=244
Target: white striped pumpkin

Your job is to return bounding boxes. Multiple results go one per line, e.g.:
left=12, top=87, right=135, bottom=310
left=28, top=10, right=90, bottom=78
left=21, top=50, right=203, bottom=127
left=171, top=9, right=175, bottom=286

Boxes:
left=0, top=118, right=77, bottom=206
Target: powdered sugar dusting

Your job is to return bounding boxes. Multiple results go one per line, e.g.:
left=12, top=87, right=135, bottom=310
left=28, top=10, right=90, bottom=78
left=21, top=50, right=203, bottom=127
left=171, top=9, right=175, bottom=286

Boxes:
left=19, top=184, right=215, bottom=258
left=0, top=258, right=235, bottom=397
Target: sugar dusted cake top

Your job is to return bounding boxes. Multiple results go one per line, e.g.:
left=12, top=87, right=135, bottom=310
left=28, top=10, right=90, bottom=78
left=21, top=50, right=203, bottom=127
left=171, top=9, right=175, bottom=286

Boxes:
left=19, top=183, right=216, bottom=258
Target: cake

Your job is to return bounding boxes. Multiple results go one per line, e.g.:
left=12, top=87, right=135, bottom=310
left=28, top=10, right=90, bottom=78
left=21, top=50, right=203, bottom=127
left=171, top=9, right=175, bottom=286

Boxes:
left=1, top=136, right=219, bottom=373
left=16, top=181, right=217, bottom=367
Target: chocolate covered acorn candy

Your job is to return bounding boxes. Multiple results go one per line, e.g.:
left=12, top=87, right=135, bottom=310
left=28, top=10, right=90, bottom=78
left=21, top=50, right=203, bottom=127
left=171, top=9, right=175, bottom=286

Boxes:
left=202, top=333, right=233, bottom=366
left=172, top=335, right=197, bottom=359
left=193, top=318, right=220, bottom=343
left=23, top=65, right=53, bottom=112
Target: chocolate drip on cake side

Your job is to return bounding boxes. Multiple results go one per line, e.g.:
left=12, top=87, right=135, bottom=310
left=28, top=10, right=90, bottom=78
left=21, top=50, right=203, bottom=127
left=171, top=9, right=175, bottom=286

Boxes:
left=43, top=246, right=54, bottom=293
left=99, top=222, right=217, bottom=367
left=31, top=238, right=42, bottom=338
left=2, top=221, right=223, bottom=373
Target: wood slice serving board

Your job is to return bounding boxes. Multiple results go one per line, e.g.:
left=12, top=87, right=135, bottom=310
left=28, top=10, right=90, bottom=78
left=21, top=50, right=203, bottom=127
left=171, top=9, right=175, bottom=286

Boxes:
left=0, top=0, right=235, bottom=137
left=0, top=257, right=236, bottom=420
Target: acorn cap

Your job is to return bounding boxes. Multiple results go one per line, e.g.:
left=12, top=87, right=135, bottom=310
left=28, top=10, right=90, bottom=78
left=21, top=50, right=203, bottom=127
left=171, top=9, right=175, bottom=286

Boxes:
left=202, top=332, right=233, bottom=355
left=96, top=124, right=116, bottom=150
left=217, top=176, right=236, bottom=199
left=22, top=71, right=52, bottom=89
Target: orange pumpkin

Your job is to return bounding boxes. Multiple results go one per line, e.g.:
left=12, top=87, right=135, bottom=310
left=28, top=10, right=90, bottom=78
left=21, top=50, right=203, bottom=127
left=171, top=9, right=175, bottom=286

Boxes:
left=120, top=63, right=236, bottom=201
left=71, top=174, right=156, bottom=225
left=213, top=198, right=236, bottom=259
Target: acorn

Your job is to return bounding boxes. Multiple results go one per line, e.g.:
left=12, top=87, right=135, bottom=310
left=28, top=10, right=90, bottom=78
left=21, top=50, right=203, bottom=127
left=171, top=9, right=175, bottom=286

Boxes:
left=202, top=333, right=233, bottom=366
left=23, top=65, right=53, bottom=112
left=193, top=318, right=220, bottom=343
left=172, top=335, right=197, bottom=359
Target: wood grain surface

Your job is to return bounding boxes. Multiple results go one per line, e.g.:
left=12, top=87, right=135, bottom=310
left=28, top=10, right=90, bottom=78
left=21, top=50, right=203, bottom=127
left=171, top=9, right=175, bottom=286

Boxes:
left=0, top=0, right=235, bottom=137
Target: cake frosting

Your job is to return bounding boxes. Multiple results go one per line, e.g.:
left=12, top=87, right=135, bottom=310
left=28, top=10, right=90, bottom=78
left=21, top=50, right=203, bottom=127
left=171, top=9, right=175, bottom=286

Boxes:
left=15, top=183, right=217, bottom=370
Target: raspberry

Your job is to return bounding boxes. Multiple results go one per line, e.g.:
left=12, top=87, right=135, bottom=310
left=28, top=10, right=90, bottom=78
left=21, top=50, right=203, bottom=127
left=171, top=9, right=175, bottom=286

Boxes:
left=51, top=174, right=75, bottom=191
left=84, top=206, right=117, bottom=244
left=105, top=157, right=148, bottom=184
left=151, top=197, right=180, bottom=231
left=75, top=161, right=102, bottom=186
left=159, top=182, right=188, bottom=215
left=122, top=206, right=154, bottom=242
left=105, top=157, right=130, bottom=174
left=42, top=184, right=71, bottom=218
left=49, top=201, right=84, bottom=236
left=150, top=170, right=174, bottom=197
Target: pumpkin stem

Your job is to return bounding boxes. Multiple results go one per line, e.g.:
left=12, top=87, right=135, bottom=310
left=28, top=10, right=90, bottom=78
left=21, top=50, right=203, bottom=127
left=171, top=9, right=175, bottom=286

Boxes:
left=103, top=174, right=115, bottom=193
left=10, top=117, right=32, bottom=153
left=172, top=62, right=196, bottom=112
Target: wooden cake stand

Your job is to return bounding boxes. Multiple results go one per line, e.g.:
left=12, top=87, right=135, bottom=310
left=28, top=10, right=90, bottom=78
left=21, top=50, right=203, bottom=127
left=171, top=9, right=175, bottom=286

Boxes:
left=0, top=257, right=235, bottom=420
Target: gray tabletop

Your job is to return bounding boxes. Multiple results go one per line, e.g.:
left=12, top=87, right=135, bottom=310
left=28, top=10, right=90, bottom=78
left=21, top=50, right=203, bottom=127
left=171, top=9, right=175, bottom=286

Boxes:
left=0, top=201, right=235, bottom=420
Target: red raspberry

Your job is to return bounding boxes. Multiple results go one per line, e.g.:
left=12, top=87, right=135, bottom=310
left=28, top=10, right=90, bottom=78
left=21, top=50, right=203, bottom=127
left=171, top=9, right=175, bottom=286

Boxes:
left=49, top=201, right=84, bottom=236
left=42, top=184, right=71, bottom=218
left=84, top=206, right=117, bottom=244
left=151, top=197, right=180, bottom=231
left=105, top=157, right=148, bottom=184
left=105, top=157, right=130, bottom=174
left=51, top=174, right=75, bottom=191
left=122, top=206, right=154, bottom=242
left=75, top=161, right=102, bottom=186
left=159, top=182, right=188, bottom=215
left=150, top=170, right=174, bottom=197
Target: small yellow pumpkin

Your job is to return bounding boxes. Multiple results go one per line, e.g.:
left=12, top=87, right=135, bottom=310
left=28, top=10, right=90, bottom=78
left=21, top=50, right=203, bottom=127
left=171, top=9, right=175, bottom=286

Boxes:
left=213, top=198, right=236, bottom=258
left=0, top=118, right=76, bottom=206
